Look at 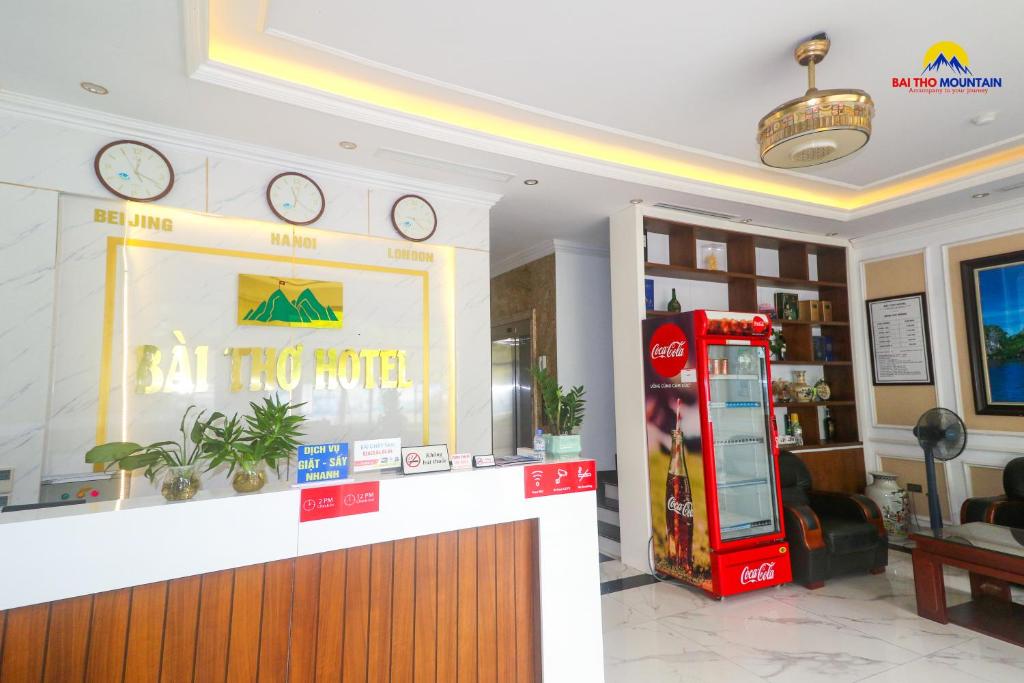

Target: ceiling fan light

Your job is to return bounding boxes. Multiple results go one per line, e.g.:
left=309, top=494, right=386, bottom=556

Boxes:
left=758, top=36, right=874, bottom=169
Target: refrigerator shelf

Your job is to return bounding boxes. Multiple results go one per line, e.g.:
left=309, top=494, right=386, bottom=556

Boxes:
left=709, top=401, right=762, bottom=409
left=720, top=517, right=773, bottom=533
left=713, top=438, right=765, bottom=446
left=717, top=477, right=770, bottom=489
left=708, top=374, right=760, bottom=381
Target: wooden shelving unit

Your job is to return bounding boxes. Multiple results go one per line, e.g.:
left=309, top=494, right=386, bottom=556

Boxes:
left=641, top=215, right=862, bottom=460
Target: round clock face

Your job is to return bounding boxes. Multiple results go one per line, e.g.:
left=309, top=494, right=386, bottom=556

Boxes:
left=391, top=195, right=437, bottom=242
left=94, top=140, right=174, bottom=202
left=266, top=172, right=326, bottom=225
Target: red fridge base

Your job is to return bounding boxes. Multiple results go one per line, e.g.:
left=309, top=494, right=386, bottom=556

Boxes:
left=711, top=541, right=792, bottom=596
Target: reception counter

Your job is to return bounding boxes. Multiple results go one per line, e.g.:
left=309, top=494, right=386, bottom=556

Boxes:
left=0, top=460, right=604, bottom=682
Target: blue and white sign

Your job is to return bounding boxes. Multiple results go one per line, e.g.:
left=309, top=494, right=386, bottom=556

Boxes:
left=296, top=442, right=349, bottom=484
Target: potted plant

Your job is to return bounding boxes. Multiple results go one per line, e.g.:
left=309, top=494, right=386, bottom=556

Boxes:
left=532, top=366, right=586, bottom=458
left=205, top=396, right=305, bottom=493
left=85, top=406, right=220, bottom=501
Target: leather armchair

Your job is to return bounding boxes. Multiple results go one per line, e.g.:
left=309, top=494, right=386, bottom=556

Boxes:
left=779, top=451, right=888, bottom=588
left=960, top=457, right=1024, bottom=528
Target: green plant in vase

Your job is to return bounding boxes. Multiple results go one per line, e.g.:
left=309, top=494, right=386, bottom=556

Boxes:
left=205, top=396, right=306, bottom=493
left=532, top=366, right=586, bottom=458
left=85, top=406, right=221, bottom=501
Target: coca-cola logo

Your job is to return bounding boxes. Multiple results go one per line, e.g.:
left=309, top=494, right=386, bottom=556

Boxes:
left=667, top=496, right=693, bottom=518
left=751, top=315, right=768, bottom=335
left=649, top=323, right=689, bottom=378
left=739, top=561, right=776, bottom=585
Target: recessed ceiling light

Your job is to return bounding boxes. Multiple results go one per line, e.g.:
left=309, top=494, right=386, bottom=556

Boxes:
left=523, top=179, right=539, bottom=186
left=972, top=192, right=990, bottom=199
left=740, top=218, right=753, bottom=224
left=80, top=81, right=108, bottom=95
left=971, top=111, right=998, bottom=126
left=338, top=141, right=357, bottom=150
left=630, top=198, right=643, bottom=205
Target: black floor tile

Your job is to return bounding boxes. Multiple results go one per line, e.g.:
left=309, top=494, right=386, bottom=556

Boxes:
left=600, top=573, right=660, bottom=595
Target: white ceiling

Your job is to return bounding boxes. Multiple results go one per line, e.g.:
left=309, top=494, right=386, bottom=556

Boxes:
left=0, top=1, right=1022, bottom=264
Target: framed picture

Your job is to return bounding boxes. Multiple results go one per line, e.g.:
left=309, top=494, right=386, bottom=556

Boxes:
left=865, top=292, right=934, bottom=386
left=962, top=250, right=1024, bottom=415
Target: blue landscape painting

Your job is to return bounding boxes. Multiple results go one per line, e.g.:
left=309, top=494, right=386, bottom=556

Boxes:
left=977, top=261, right=1024, bottom=403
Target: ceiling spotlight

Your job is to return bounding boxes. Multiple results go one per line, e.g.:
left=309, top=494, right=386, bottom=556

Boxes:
left=630, top=198, right=644, bottom=205
left=971, top=112, right=998, bottom=126
left=80, top=81, right=109, bottom=95
left=338, top=141, right=358, bottom=150
left=740, top=218, right=753, bottom=224
left=972, top=192, right=990, bottom=199
left=524, top=179, right=539, bottom=186
left=758, top=34, right=874, bottom=168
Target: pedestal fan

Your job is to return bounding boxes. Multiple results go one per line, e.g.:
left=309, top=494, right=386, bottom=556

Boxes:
left=912, top=408, right=967, bottom=531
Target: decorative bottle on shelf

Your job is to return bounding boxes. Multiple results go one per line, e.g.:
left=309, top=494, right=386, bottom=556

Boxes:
left=791, top=370, right=814, bottom=402
left=823, top=409, right=837, bottom=443
left=667, top=288, right=682, bottom=312
left=790, top=413, right=804, bottom=446
left=783, top=413, right=793, bottom=436
left=665, top=400, right=694, bottom=572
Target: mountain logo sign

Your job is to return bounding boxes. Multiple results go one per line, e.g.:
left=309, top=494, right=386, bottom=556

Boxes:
left=891, top=42, right=1003, bottom=94
left=238, top=274, right=343, bottom=329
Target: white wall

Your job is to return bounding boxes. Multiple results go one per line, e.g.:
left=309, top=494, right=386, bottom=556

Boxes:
left=554, top=241, right=617, bottom=470
left=850, top=198, right=1024, bottom=522
left=0, top=94, right=497, bottom=504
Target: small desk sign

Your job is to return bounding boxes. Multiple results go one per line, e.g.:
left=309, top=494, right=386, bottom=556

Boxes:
left=401, top=444, right=451, bottom=475
left=450, top=452, right=473, bottom=470
left=524, top=460, right=596, bottom=498
left=296, top=442, right=349, bottom=484
left=353, top=438, right=402, bottom=472
left=473, top=455, right=496, bottom=468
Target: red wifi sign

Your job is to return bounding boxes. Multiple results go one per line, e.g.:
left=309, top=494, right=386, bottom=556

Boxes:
left=524, top=460, right=596, bottom=498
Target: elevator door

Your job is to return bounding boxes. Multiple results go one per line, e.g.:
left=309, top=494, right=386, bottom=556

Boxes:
left=491, top=319, right=533, bottom=456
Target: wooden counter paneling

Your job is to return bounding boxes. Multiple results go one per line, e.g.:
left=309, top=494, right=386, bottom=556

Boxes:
left=0, top=520, right=541, bottom=683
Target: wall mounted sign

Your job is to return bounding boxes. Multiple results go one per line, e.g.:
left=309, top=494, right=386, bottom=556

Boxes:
left=296, top=442, right=349, bottom=484
left=266, top=172, right=326, bottom=225
left=353, top=438, right=402, bottom=472
left=866, top=293, right=934, bottom=385
left=401, top=444, right=451, bottom=475
left=473, top=455, right=495, bottom=468
left=238, top=274, right=343, bottom=329
left=450, top=452, right=473, bottom=470
left=94, top=140, right=174, bottom=202
left=961, top=249, right=1024, bottom=414
left=299, top=480, right=379, bottom=522
left=391, top=194, right=437, bottom=242
left=524, top=460, right=596, bottom=498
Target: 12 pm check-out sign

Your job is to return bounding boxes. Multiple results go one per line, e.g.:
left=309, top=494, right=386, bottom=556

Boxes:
left=299, top=481, right=380, bottom=522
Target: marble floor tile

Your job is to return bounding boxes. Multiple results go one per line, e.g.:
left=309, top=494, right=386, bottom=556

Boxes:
left=657, top=594, right=920, bottom=682
left=601, top=593, right=657, bottom=633
left=603, top=616, right=767, bottom=683
left=610, top=578, right=718, bottom=621
left=599, top=559, right=647, bottom=583
left=860, top=637, right=1024, bottom=682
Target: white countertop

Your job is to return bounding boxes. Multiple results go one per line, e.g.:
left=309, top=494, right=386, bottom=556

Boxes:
left=1, top=459, right=605, bottom=682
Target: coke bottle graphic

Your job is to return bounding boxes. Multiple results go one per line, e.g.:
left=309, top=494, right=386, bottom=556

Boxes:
left=665, top=399, right=694, bottom=572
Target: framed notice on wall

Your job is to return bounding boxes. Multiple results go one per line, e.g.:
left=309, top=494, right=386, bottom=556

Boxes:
left=866, top=293, right=934, bottom=385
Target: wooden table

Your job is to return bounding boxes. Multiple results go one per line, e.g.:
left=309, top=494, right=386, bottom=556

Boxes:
left=911, top=522, right=1024, bottom=647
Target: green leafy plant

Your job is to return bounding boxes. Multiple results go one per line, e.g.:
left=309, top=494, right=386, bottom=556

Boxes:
left=85, top=406, right=221, bottom=482
left=532, top=366, right=586, bottom=435
left=205, top=396, right=306, bottom=477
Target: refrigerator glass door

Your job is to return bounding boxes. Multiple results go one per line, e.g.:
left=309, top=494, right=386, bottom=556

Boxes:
left=706, top=343, right=780, bottom=542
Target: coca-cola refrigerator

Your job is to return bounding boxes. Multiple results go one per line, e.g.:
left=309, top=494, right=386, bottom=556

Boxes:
left=643, top=310, right=791, bottom=598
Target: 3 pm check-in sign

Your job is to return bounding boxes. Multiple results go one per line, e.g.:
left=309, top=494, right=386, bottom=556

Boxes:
left=299, top=481, right=380, bottom=522
left=524, top=460, right=596, bottom=498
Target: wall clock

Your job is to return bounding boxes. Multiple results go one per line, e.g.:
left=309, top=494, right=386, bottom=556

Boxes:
left=266, top=172, right=326, bottom=225
left=391, top=194, right=437, bottom=242
left=94, top=140, right=174, bottom=202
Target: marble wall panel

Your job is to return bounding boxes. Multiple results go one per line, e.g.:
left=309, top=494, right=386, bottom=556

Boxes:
left=368, top=188, right=489, bottom=251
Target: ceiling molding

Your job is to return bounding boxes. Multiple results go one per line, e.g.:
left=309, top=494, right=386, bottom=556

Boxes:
left=851, top=195, right=1024, bottom=249
left=551, top=239, right=610, bottom=258
left=182, top=0, right=209, bottom=75
left=490, top=240, right=557, bottom=277
left=0, top=90, right=502, bottom=208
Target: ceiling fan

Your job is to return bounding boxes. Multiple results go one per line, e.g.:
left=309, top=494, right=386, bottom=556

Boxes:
left=757, top=33, right=875, bottom=169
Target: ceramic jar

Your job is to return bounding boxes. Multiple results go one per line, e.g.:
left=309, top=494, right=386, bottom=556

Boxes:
left=813, top=378, right=831, bottom=400
left=791, top=371, right=814, bottom=403
left=866, top=471, right=909, bottom=539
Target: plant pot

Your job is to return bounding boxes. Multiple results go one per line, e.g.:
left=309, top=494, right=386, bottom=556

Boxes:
left=232, top=465, right=267, bottom=493
left=161, top=465, right=200, bottom=501
left=544, top=434, right=582, bottom=459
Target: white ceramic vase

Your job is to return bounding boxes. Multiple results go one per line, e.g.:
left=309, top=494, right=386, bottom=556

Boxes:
left=866, top=471, right=908, bottom=539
